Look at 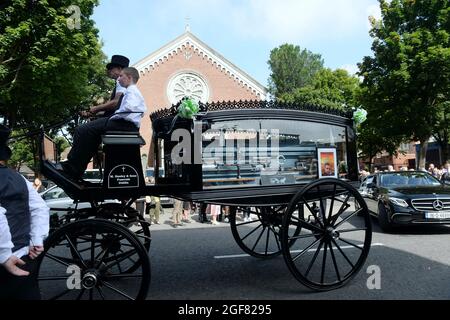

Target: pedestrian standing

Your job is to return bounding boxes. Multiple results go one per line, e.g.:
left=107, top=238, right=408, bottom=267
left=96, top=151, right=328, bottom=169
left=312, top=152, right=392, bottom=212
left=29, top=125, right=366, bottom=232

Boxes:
left=32, top=178, right=45, bottom=193
left=182, top=201, right=191, bottom=223
left=0, top=125, right=50, bottom=300
left=149, top=196, right=161, bottom=224
left=210, top=204, right=220, bottom=225
left=172, top=199, right=183, bottom=228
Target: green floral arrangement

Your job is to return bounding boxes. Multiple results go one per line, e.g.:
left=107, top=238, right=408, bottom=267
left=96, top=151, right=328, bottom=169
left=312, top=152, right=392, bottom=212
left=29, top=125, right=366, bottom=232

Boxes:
left=353, top=108, right=367, bottom=126
left=177, top=98, right=200, bottom=119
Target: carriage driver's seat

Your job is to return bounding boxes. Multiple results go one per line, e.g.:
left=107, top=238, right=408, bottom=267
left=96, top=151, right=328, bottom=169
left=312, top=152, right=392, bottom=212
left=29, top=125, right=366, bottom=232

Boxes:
left=101, top=131, right=146, bottom=194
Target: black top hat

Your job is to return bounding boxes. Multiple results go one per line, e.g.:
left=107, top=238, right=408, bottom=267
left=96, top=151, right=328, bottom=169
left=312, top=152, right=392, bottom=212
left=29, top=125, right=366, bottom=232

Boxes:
left=0, top=124, right=12, bottom=161
left=106, top=55, right=130, bottom=70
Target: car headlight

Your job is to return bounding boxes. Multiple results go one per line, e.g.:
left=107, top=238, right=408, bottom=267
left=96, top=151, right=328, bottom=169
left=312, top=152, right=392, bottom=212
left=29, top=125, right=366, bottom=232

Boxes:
left=389, top=197, right=409, bottom=208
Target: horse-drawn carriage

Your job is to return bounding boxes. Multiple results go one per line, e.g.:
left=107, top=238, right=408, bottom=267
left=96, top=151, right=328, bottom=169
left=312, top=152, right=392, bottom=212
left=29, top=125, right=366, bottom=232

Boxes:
left=36, top=100, right=371, bottom=300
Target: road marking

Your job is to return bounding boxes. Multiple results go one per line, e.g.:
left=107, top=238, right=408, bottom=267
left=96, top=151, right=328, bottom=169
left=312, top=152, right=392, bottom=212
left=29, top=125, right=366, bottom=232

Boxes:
left=214, top=243, right=384, bottom=259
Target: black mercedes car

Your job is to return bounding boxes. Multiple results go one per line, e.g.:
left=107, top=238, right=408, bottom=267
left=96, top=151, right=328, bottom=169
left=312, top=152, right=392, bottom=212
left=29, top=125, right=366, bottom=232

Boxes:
left=359, top=171, right=450, bottom=232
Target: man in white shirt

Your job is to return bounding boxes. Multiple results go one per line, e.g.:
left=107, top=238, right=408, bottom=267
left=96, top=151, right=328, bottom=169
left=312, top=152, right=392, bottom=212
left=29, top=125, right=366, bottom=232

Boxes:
left=0, top=124, right=50, bottom=300
left=61, top=67, right=147, bottom=180
left=82, top=55, right=129, bottom=118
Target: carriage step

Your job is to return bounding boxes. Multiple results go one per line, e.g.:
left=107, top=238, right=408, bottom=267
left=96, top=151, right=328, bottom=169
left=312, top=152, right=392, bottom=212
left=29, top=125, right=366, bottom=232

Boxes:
left=42, top=160, right=103, bottom=202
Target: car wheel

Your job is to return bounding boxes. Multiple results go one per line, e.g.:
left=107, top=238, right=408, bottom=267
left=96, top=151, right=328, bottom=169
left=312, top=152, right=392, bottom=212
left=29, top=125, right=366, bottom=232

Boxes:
left=378, top=202, right=394, bottom=232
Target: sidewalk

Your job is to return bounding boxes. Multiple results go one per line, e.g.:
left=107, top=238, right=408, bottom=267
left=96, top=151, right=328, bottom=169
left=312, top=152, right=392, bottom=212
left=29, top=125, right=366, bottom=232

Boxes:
left=144, top=213, right=230, bottom=231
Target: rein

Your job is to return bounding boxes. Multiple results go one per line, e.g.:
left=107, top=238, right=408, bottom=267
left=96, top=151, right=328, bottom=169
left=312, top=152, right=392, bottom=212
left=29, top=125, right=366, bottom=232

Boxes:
left=8, top=114, right=80, bottom=142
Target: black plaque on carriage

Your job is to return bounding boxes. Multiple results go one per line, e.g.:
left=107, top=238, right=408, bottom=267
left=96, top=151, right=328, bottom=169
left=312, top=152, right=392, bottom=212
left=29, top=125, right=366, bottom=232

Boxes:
left=261, top=174, right=296, bottom=185
left=108, top=165, right=139, bottom=188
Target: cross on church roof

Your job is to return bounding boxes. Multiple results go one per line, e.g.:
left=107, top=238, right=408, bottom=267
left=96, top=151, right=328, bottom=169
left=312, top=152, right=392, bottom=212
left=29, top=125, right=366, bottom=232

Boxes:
left=132, top=29, right=268, bottom=99
left=185, top=16, right=191, bottom=32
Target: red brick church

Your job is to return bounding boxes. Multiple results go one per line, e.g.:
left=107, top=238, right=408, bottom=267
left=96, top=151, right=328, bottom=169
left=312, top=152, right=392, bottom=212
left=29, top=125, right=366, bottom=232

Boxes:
left=132, top=28, right=268, bottom=162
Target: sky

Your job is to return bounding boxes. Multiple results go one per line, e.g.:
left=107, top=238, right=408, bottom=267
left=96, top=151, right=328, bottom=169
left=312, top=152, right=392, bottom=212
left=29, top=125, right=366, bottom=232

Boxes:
left=92, top=0, right=382, bottom=87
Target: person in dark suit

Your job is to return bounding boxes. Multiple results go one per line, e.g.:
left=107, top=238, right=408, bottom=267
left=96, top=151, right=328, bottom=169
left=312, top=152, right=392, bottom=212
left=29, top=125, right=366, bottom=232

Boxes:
left=0, top=125, right=50, bottom=300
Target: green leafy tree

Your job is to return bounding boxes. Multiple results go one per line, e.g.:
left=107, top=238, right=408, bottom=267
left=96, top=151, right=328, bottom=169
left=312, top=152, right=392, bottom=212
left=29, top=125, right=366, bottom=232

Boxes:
left=0, top=0, right=112, bottom=128
left=9, top=132, right=71, bottom=173
left=432, top=101, right=450, bottom=164
left=357, top=120, right=403, bottom=172
left=8, top=130, right=35, bottom=172
left=268, top=44, right=324, bottom=97
left=358, top=0, right=450, bottom=169
left=279, top=68, right=360, bottom=111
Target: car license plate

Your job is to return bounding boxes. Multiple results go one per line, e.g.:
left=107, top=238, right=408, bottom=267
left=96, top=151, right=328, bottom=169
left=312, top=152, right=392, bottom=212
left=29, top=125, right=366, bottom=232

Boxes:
left=425, top=211, right=450, bottom=219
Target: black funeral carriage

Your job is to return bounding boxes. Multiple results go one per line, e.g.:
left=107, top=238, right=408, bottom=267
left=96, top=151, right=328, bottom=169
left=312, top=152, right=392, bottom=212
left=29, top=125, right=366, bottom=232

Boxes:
left=36, top=100, right=371, bottom=300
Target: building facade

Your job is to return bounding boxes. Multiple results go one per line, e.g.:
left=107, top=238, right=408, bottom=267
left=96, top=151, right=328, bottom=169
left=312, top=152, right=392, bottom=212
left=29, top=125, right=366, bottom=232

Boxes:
left=132, top=30, right=268, bottom=161
left=360, top=142, right=417, bottom=171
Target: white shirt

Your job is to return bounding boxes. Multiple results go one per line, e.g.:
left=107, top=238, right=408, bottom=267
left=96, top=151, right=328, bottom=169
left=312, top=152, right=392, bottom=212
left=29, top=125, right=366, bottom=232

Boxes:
left=0, top=177, right=50, bottom=264
left=111, top=84, right=147, bottom=128
left=115, top=79, right=127, bottom=96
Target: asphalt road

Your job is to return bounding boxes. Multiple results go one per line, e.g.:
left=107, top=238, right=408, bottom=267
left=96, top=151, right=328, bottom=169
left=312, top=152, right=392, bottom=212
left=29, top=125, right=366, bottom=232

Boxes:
left=37, top=211, right=450, bottom=301
left=145, top=214, right=450, bottom=300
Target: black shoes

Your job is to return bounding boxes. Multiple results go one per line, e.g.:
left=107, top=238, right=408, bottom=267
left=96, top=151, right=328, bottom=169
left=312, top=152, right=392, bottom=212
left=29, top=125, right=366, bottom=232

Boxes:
left=55, top=161, right=83, bottom=182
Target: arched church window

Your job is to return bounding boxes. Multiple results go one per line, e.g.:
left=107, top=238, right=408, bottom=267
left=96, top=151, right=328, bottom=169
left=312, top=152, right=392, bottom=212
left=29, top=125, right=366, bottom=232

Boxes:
left=167, top=72, right=210, bottom=104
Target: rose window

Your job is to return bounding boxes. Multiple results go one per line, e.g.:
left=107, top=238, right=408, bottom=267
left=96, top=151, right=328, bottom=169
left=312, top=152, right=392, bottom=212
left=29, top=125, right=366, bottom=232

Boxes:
left=167, top=73, right=209, bottom=104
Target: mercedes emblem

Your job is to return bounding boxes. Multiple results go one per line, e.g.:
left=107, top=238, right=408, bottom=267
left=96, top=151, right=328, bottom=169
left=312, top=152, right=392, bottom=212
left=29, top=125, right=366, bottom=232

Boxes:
left=432, top=200, right=444, bottom=211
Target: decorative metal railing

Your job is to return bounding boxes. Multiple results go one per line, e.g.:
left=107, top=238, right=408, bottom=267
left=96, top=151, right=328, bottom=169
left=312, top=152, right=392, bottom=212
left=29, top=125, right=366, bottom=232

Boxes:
left=150, top=99, right=353, bottom=122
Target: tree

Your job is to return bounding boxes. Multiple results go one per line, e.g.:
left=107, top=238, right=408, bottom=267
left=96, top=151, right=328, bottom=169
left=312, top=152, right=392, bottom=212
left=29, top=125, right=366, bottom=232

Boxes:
left=358, top=0, right=450, bottom=169
left=0, top=0, right=112, bottom=128
left=357, top=119, right=403, bottom=172
left=432, top=101, right=450, bottom=164
left=8, top=130, right=35, bottom=172
left=9, top=130, right=71, bottom=173
left=279, top=68, right=360, bottom=111
left=268, top=44, right=324, bottom=97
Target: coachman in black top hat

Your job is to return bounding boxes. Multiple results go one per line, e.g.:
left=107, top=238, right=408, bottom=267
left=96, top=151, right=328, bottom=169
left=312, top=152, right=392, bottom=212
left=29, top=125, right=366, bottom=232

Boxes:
left=106, top=55, right=130, bottom=70
left=77, top=54, right=131, bottom=170
left=81, top=54, right=130, bottom=118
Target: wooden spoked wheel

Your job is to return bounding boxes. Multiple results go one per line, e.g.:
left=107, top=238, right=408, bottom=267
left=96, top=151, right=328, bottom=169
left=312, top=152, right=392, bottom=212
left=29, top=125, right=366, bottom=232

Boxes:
left=281, top=179, right=372, bottom=291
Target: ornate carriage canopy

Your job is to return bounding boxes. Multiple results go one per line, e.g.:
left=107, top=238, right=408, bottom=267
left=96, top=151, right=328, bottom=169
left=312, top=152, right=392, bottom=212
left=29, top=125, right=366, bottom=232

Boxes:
left=150, top=99, right=353, bottom=122
left=150, top=100, right=358, bottom=194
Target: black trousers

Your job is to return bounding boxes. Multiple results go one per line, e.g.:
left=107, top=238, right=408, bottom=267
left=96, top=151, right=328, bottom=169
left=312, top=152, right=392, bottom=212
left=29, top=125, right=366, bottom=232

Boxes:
left=66, top=118, right=138, bottom=178
left=199, top=203, right=208, bottom=223
left=0, top=255, right=41, bottom=300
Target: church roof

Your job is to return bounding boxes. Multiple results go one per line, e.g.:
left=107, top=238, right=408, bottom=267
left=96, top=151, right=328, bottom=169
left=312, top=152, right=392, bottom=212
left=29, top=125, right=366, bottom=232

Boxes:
left=133, top=31, right=268, bottom=99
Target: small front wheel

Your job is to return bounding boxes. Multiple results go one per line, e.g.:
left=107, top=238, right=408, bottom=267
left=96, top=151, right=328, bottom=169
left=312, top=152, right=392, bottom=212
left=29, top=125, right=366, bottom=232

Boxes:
left=37, top=219, right=151, bottom=300
left=229, top=206, right=287, bottom=258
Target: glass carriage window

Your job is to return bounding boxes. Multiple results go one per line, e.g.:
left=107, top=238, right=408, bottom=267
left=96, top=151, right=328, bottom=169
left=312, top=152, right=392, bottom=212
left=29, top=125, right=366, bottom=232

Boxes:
left=157, top=138, right=166, bottom=178
left=202, top=119, right=347, bottom=189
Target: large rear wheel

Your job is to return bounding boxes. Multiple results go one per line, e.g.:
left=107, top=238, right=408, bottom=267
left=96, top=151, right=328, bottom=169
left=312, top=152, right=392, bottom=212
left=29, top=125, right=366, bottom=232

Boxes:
left=281, top=179, right=372, bottom=291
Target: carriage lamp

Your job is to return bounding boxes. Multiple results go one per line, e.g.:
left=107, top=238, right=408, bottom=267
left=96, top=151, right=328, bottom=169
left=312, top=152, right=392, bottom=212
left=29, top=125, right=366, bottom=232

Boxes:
left=389, top=197, right=409, bottom=208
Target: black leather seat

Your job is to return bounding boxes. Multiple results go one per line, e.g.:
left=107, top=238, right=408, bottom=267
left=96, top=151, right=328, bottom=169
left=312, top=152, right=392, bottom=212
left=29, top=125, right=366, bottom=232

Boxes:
left=102, top=131, right=146, bottom=146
